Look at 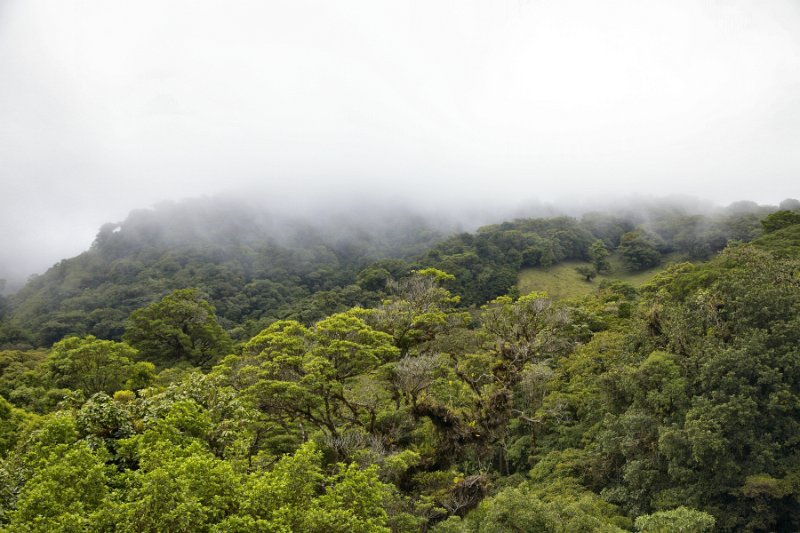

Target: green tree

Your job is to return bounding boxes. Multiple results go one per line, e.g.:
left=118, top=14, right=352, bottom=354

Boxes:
left=761, top=210, right=800, bottom=233
left=356, top=266, right=392, bottom=291
left=589, top=239, right=611, bottom=272
left=634, top=507, right=715, bottom=532
left=48, top=336, right=154, bottom=395
left=96, top=448, right=241, bottom=532
left=367, top=269, right=464, bottom=357
left=0, top=395, right=31, bottom=456
left=597, top=245, right=800, bottom=529
left=433, top=484, right=562, bottom=532
left=575, top=265, right=598, bottom=282
left=123, top=289, right=232, bottom=367
left=222, top=311, right=398, bottom=443
left=618, top=231, right=661, bottom=271
left=0, top=349, right=49, bottom=412
left=220, top=442, right=392, bottom=532
left=8, top=442, right=110, bottom=531
left=75, top=392, right=134, bottom=447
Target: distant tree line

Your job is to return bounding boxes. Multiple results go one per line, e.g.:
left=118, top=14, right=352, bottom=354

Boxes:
left=0, top=199, right=786, bottom=350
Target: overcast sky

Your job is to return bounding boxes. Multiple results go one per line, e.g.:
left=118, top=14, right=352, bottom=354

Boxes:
left=1, top=0, right=799, bottom=283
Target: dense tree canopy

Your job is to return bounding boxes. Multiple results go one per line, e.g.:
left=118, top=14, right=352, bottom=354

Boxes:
left=122, top=288, right=232, bottom=367
left=48, top=336, right=153, bottom=396
left=0, top=199, right=770, bottom=349
left=0, top=202, right=797, bottom=531
left=617, top=230, right=662, bottom=271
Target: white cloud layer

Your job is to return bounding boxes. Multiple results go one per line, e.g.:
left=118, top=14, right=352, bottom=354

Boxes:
left=1, top=0, right=799, bottom=280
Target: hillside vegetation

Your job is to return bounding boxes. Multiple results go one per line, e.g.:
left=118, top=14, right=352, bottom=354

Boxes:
left=518, top=253, right=679, bottom=301
left=0, top=199, right=769, bottom=349
left=0, top=200, right=797, bottom=531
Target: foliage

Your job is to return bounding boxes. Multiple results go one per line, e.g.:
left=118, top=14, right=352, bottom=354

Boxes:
left=8, top=441, right=110, bottom=531
left=1, top=201, right=770, bottom=349
left=0, top=396, right=31, bottom=456
left=575, top=265, right=598, bottom=282
left=753, top=220, right=800, bottom=259
left=0, top=205, right=798, bottom=531
left=48, top=336, right=154, bottom=395
left=761, top=210, right=800, bottom=233
left=1, top=200, right=437, bottom=347
left=0, top=349, right=49, bottom=412
left=618, top=231, right=662, bottom=271
left=123, top=289, right=232, bottom=367
left=589, top=239, right=611, bottom=272
left=634, top=507, right=715, bottom=532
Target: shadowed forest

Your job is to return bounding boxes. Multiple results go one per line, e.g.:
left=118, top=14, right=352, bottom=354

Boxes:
left=0, top=197, right=799, bottom=531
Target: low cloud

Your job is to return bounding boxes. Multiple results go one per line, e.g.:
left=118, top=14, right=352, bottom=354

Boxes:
left=2, top=0, right=799, bottom=284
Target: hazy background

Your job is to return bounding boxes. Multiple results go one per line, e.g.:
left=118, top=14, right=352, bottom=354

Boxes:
left=1, top=0, right=799, bottom=285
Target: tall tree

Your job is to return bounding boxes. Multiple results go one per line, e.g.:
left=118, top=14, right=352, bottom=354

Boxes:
left=48, top=336, right=153, bottom=396
left=618, top=231, right=661, bottom=271
left=123, top=289, right=232, bottom=367
left=588, top=240, right=611, bottom=272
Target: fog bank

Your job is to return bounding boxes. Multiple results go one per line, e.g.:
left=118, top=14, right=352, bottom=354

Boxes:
left=2, top=1, right=799, bottom=286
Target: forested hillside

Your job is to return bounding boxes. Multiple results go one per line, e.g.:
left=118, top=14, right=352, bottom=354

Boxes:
left=0, top=199, right=446, bottom=346
left=0, top=198, right=771, bottom=349
left=0, top=199, right=798, bottom=531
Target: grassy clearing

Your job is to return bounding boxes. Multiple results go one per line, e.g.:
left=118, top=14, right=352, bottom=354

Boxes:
left=517, top=254, right=681, bottom=301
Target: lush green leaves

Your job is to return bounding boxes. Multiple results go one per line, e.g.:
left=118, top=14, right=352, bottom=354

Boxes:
left=123, top=289, right=232, bottom=367
left=1, top=206, right=798, bottom=531
left=618, top=231, right=662, bottom=271
left=634, top=507, right=715, bottom=532
left=49, top=336, right=153, bottom=395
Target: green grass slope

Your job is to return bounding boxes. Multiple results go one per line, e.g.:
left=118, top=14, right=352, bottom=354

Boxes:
left=518, top=254, right=679, bottom=300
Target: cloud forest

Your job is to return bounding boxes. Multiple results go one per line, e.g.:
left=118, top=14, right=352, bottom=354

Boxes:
left=0, top=198, right=799, bottom=531
left=3, top=2, right=800, bottom=531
